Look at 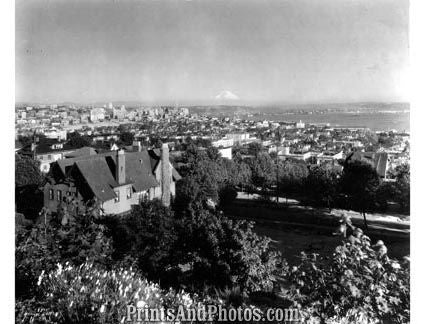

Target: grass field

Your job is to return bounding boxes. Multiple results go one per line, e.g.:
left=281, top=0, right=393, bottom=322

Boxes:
left=224, top=198, right=410, bottom=265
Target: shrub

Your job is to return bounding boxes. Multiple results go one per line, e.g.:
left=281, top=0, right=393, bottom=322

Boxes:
left=218, top=185, right=238, bottom=206
left=16, top=207, right=113, bottom=300
left=174, top=208, right=282, bottom=293
left=16, top=262, right=220, bottom=324
left=285, top=229, right=410, bottom=323
left=105, top=201, right=282, bottom=295
left=103, top=200, right=177, bottom=281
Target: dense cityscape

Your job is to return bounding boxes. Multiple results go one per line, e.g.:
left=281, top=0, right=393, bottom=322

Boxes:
left=15, top=102, right=409, bottom=178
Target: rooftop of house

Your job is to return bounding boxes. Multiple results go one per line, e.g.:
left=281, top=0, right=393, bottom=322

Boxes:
left=64, top=147, right=97, bottom=159
left=48, top=149, right=181, bottom=202
left=33, top=139, right=75, bottom=155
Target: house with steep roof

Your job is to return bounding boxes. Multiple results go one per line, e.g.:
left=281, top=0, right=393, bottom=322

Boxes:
left=345, top=151, right=389, bottom=178
left=43, top=144, right=181, bottom=215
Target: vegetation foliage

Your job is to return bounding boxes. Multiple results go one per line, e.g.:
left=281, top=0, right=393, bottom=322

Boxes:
left=15, top=145, right=410, bottom=323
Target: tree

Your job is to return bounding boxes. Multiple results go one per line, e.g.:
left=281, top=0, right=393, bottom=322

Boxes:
left=393, top=164, right=410, bottom=213
left=206, top=146, right=221, bottom=161
left=15, top=154, right=44, bottom=188
left=173, top=207, right=282, bottom=293
left=304, top=164, right=341, bottom=211
left=218, top=185, right=238, bottom=206
left=103, top=200, right=177, bottom=282
left=286, top=228, right=409, bottom=323
left=340, top=161, right=381, bottom=230
left=67, top=132, right=91, bottom=148
left=248, top=142, right=263, bottom=156
left=104, top=200, right=282, bottom=294
left=15, top=155, right=45, bottom=218
left=277, top=160, right=309, bottom=203
left=375, top=181, right=396, bottom=212
left=175, top=159, right=224, bottom=210
left=247, top=152, right=276, bottom=195
left=233, top=161, right=252, bottom=192
left=119, top=131, right=134, bottom=146
left=176, top=146, right=243, bottom=210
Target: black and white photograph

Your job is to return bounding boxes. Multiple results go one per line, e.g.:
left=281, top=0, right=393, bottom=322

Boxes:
left=9, top=0, right=417, bottom=323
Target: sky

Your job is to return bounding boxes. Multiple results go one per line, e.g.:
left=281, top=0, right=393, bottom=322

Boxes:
left=15, top=0, right=409, bottom=104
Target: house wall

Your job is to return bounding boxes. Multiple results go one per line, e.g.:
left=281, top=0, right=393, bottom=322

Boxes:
left=101, top=183, right=137, bottom=215
left=43, top=182, right=82, bottom=213
left=101, top=185, right=156, bottom=215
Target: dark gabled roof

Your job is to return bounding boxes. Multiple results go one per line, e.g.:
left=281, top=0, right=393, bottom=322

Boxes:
left=123, top=151, right=160, bottom=192
left=34, top=139, right=75, bottom=154
left=64, top=147, right=97, bottom=158
left=74, top=159, right=118, bottom=202
left=149, top=149, right=161, bottom=172
left=56, top=153, right=109, bottom=176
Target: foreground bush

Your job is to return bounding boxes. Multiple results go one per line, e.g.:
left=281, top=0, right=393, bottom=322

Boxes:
left=105, top=201, right=282, bottom=294
left=174, top=207, right=282, bottom=293
left=16, top=208, right=113, bottom=300
left=16, top=262, right=221, bottom=324
left=285, top=228, right=410, bottom=324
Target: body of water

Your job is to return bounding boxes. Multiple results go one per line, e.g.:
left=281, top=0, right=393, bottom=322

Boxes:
left=249, top=111, right=410, bottom=132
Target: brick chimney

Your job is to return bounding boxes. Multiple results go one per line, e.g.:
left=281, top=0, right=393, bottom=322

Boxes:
left=116, top=149, right=126, bottom=185
left=160, top=143, right=171, bottom=206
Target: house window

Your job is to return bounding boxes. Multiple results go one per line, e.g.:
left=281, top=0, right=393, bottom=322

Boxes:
left=126, top=188, right=132, bottom=199
left=114, top=190, right=120, bottom=203
left=47, top=154, right=52, bottom=160
left=49, top=189, right=54, bottom=200
left=56, top=190, right=62, bottom=202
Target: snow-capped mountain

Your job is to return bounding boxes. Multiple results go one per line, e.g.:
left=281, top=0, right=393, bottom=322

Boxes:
left=214, top=90, right=240, bottom=101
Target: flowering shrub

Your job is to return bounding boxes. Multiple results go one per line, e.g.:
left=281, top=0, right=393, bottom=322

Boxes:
left=15, top=208, right=113, bottom=300
left=285, top=228, right=410, bottom=324
left=16, top=262, right=221, bottom=324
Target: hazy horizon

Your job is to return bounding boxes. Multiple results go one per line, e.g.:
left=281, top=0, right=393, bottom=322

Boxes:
left=16, top=0, right=409, bottom=104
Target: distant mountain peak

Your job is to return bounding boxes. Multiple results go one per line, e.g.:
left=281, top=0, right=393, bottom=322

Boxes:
left=215, top=90, right=239, bottom=101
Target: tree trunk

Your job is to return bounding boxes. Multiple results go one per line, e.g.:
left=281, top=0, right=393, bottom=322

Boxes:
left=362, top=211, right=368, bottom=231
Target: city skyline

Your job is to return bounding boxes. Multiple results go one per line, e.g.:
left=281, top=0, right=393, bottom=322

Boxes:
left=16, top=0, right=409, bottom=104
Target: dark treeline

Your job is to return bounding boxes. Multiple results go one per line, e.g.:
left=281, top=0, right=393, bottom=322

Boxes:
left=173, top=142, right=410, bottom=219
